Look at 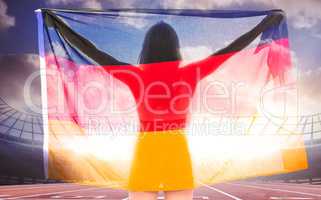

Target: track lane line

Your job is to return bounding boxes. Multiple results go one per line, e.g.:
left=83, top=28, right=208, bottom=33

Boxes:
left=0, top=183, right=70, bottom=189
left=248, top=181, right=321, bottom=189
left=269, top=197, right=313, bottom=199
left=5, top=187, right=99, bottom=199
left=241, top=182, right=321, bottom=192
left=198, top=182, right=243, bottom=200
left=122, top=196, right=209, bottom=200
left=0, top=183, right=80, bottom=192
left=228, top=183, right=321, bottom=198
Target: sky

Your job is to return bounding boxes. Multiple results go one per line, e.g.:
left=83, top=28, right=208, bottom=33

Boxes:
left=0, top=0, right=321, bottom=115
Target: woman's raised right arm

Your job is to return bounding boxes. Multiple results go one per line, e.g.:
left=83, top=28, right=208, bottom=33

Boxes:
left=183, top=11, right=285, bottom=80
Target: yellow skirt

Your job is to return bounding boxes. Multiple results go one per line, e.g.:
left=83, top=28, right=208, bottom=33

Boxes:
left=127, top=129, right=195, bottom=191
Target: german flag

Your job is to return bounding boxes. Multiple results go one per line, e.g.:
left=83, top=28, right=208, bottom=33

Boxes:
left=36, top=8, right=307, bottom=190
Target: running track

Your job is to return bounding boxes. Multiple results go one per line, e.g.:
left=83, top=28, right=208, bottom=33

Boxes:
left=0, top=181, right=321, bottom=200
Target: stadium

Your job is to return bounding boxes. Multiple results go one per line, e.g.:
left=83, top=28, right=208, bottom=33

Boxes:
left=1, top=96, right=321, bottom=199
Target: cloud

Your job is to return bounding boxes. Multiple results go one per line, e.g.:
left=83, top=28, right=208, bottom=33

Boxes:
left=116, top=12, right=150, bottom=29
left=0, top=0, right=15, bottom=30
left=299, top=67, right=321, bottom=114
left=52, top=42, right=68, bottom=57
left=46, top=0, right=103, bottom=10
left=274, top=0, right=321, bottom=29
left=0, top=54, right=41, bottom=114
left=160, top=0, right=321, bottom=29
left=180, top=45, right=213, bottom=65
left=161, top=0, right=249, bottom=9
left=81, top=1, right=103, bottom=9
left=286, top=50, right=321, bottom=114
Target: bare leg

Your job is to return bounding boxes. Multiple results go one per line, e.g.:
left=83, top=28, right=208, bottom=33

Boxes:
left=128, top=191, right=158, bottom=200
left=164, top=189, right=193, bottom=200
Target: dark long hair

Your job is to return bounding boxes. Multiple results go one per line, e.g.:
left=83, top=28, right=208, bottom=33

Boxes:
left=139, top=21, right=182, bottom=64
